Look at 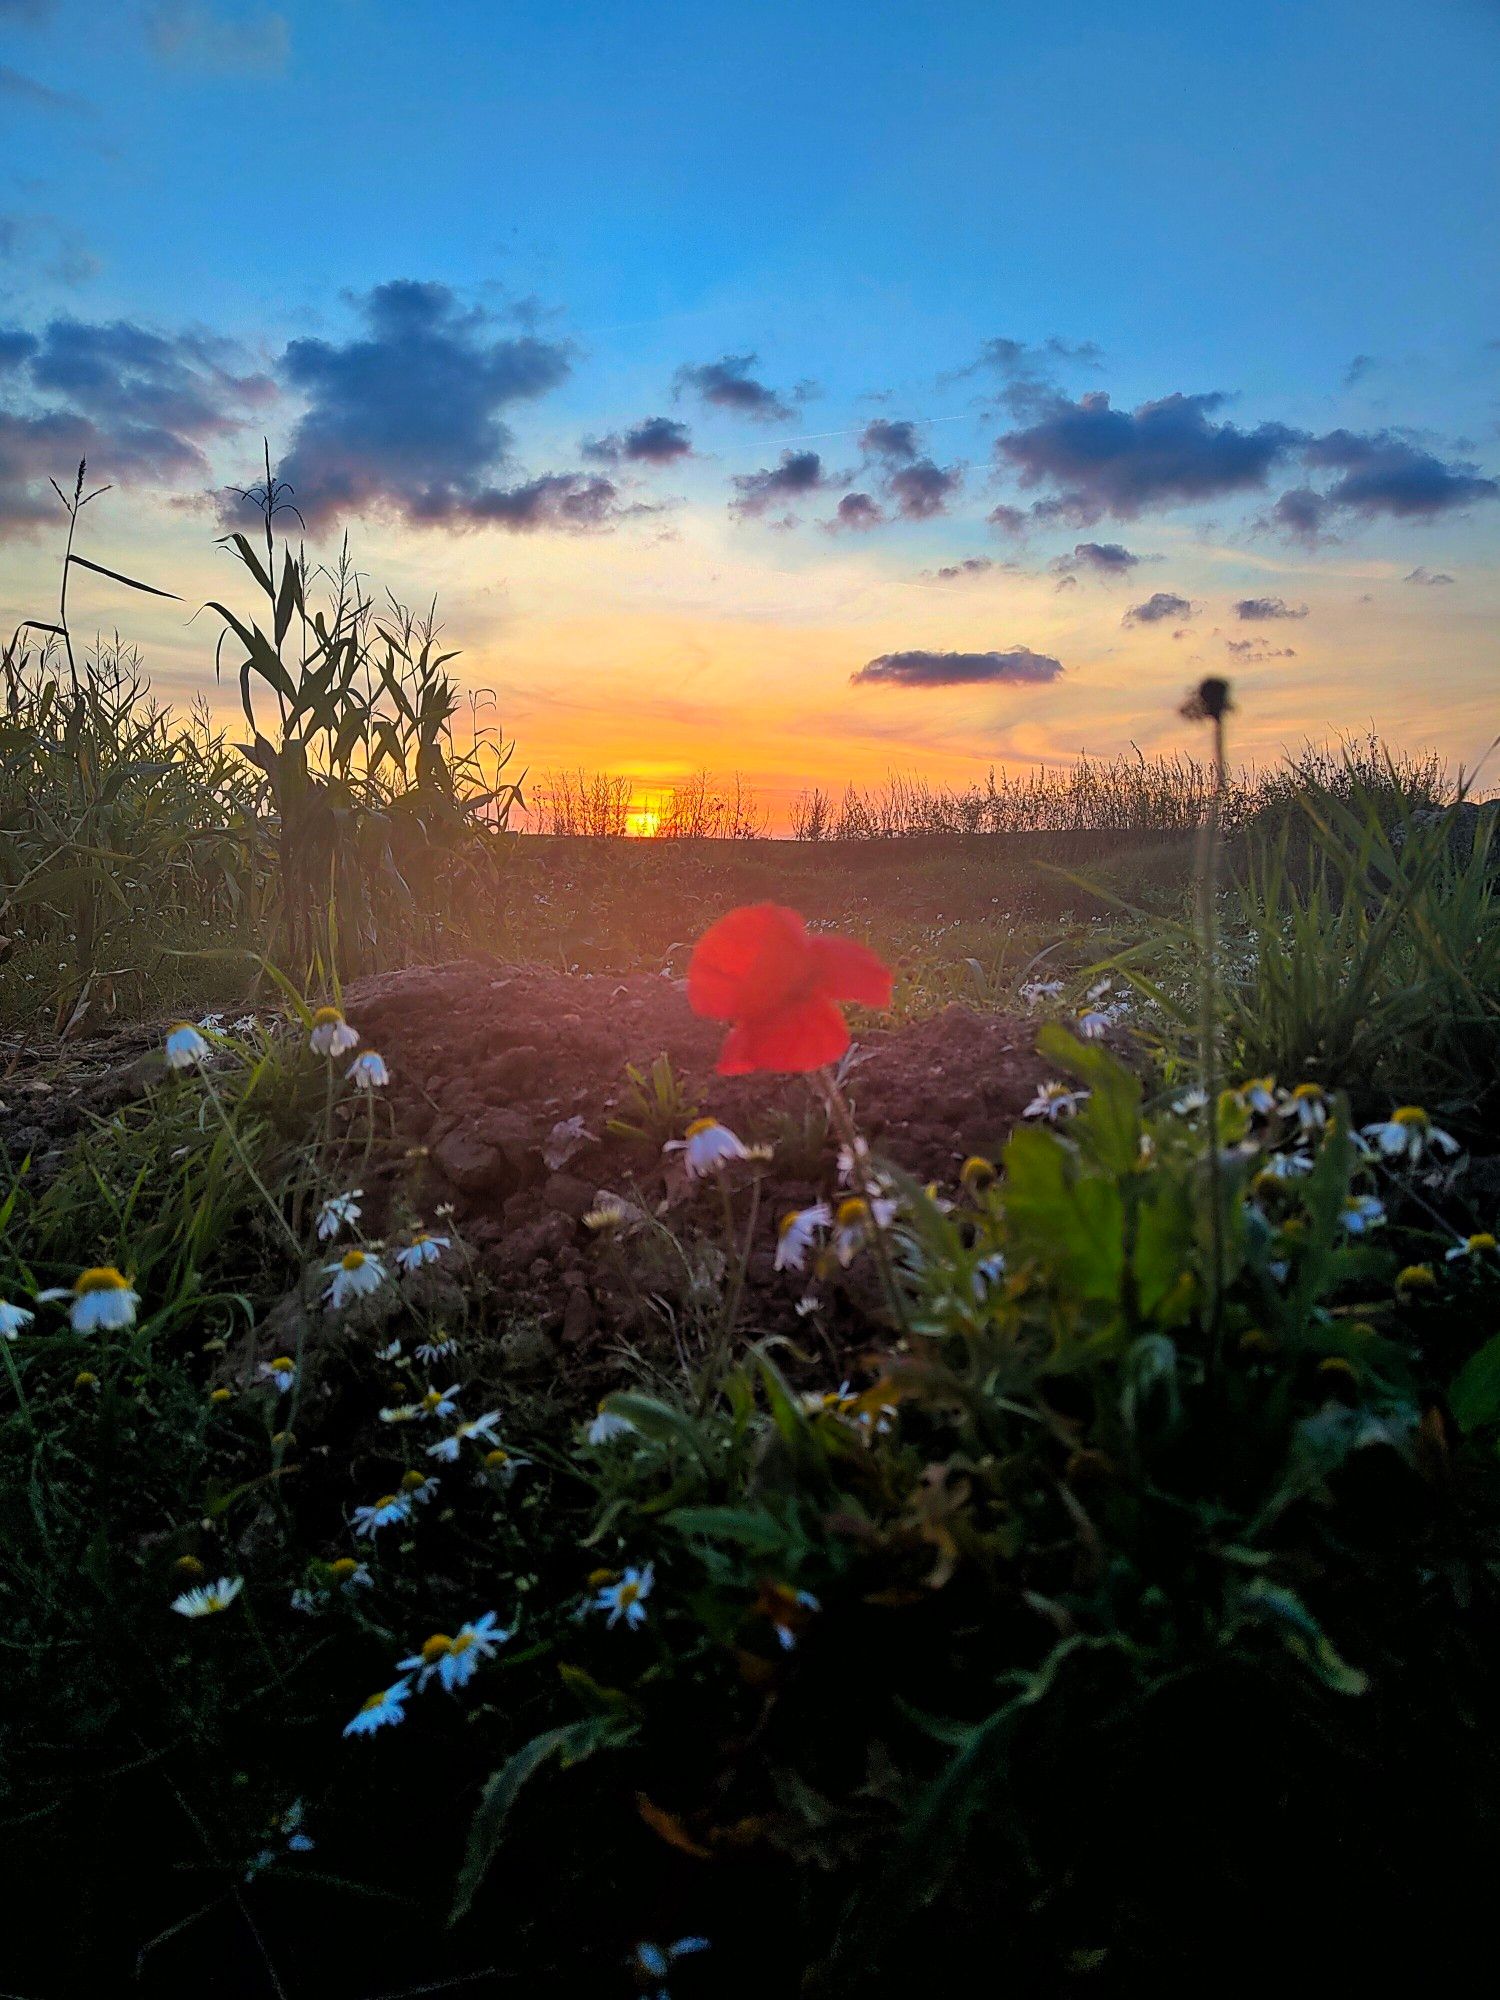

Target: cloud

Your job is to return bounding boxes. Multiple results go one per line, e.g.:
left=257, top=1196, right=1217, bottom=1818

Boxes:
left=860, top=417, right=918, bottom=463
left=827, top=490, right=883, bottom=531
left=432, top=472, right=651, bottom=532
left=1343, top=354, right=1376, bottom=388
left=0, top=211, right=101, bottom=286
left=1226, top=640, right=1297, bottom=661
left=1267, top=486, right=1328, bottom=542
left=1404, top=565, right=1454, bottom=585
left=1295, top=428, right=1498, bottom=524
left=1123, top=591, right=1192, bottom=626
left=729, top=448, right=824, bottom=520
left=673, top=352, right=797, bottom=422
left=998, top=390, right=1302, bottom=526
left=947, top=335, right=1102, bottom=389
left=269, top=279, right=586, bottom=529
left=885, top=456, right=962, bottom=520
left=0, top=63, right=90, bottom=114
left=0, top=313, right=275, bottom=536
left=144, top=2, right=290, bottom=75
left=987, top=502, right=1029, bottom=535
left=851, top=646, right=1063, bottom=689
left=581, top=415, right=692, bottom=465
left=1051, top=539, right=1142, bottom=577
left=1233, top=596, right=1308, bottom=620
left=930, top=556, right=995, bottom=580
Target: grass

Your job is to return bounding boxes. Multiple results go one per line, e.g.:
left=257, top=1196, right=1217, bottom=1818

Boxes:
left=4, top=497, right=1500, bottom=1995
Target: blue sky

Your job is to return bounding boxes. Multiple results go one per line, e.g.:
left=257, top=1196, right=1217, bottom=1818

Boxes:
left=2, top=0, right=1497, bottom=811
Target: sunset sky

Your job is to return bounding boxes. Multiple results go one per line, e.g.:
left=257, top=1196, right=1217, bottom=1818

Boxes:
left=2, top=0, right=1497, bottom=825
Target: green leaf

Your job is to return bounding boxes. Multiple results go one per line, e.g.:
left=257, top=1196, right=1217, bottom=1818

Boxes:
left=66, top=552, right=181, bottom=600
left=1450, top=1334, right=1500, bottom=1434
left=1001, top=1124, right=1123, bottom=1303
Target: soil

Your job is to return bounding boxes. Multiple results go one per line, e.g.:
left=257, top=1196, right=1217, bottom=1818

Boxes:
left=339, top=958, right=1049, bottom=1354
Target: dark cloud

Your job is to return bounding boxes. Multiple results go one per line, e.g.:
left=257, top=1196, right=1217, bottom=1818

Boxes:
left=948, top=335, right=1103, bottom=388
left=827, top=490, right=883, bottom=532
left=1123, top=591, right=1192, bottom=626
left=271, top=280, right=581, bottom=529
left=930, top=555, right=995, bottom=580
left=581, top=414, right=692, bottom=465
left=881, top=456, right=958, bottom=520
left=852, top=646, right=1063, bottom=689
left=1297, top=428, right=1498, bottom=523
left=999, top=391, right=1302, bottom=526
left=1052, top=539, right=1142, bottom=577
left=0, top=63, right=90, bottom=113
left=431, top=472, right=650, bottom=533
left=0, top=314, right=275, bottom=536
left=860, top=417, right=918, bottom=462
left=1234, top=596, right=1308, bottom=620
left=673, top=352, right=796, bottom=423
left=1267, top=487, right=1328, bottom=541
left=987, top=501, right=1029, bottom=536
left=1404, top=565, right=1455, bottom=585
left=729, top=448, right=824, bottom=520
left=144, top=2, right=290, bottom=75
left=1343, top=354, right=1376, bottom=388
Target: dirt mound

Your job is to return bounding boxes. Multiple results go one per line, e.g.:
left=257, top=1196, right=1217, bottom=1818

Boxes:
left=344, top=959, right=1048, bottom=1350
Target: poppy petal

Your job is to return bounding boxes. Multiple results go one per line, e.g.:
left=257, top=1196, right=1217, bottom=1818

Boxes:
left=688, top=903, right=810, bottom=1021
left=717, top=995, right=851, bottom=1076
left=807, top=934, right=894, bottom=1007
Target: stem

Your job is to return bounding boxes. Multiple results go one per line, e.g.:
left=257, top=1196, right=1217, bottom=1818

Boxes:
left=1201, top=711, right=1227, bottom=1379
left=819, top=1071, right=913, bottom=1341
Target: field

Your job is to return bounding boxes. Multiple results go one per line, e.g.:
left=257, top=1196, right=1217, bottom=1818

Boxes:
left=4, top=548, right=1500, bottom=1998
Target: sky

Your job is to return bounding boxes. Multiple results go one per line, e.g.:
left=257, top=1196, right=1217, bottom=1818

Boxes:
left=1, top=0, right=1497, bottom=827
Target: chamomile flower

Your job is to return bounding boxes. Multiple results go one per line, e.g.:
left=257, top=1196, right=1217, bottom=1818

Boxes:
left=375, top=1336, right=404, bottom=1362
left=632, top=1936, right=710, bottom=1995
left=395, top=1232, right=449, bottom=1274
left=415, top=1334, right=458, bottom=1365
left=0, top=1299, right=34, bottom=1339
left=1023, top=1080, right=1089, bottom=1122
left=400, top=1469, right=441, bottom=1506
left=315, top=1190, right=363, bottom=1241
left=1261, top=1149, right=1314, bottom=1179
left=1019, top=978, right=1065, bottom=1010
left=1075, top=1008, right=1110, bottom=1040
left=164, top=1021, right=209, bottom=1069
left=757, top=1580, right=821, bottom=1652
left=1340, top=1194, right=1386, bottom=1235
left=774, top=1202, right=832, bottom=1274
left=399, top=1611, right=510, bottom=1692
left=326, top=1557, right=372, bottom=1590
left=586, top=1401, right=636, bottom=1445
left=1362, top=1106, right=1460, bottom=1164
left=309, top=1006, right=359, bottom=1057
left=418, top=1383, right=462, bottom=1420
left=1236, top=1077, right=1278, bottom=1118
left=171, top=1574, right=243, bottom=1618
left=426, top=1410, right=502, bottom=1461
left=38, top=1266, right=140, bottom=1334
left=664, top=1117, right=751, bottom=1179
left=378, top=1401, right=422, bottom=1425
left=351, top=1492, right=412, bottom=1537
left=1447, top=1231, right=1498, bottom=1262
left=594, top=1563, right=654, bottom=1630
left=342, top=1679, right=410, bottom=1738
left=1172, top=1087, right=1209, bottom=1115
left=1280, top=1083, right=1329, bottom=1132
left=831, top=1195, right=897, bottom=1267
left=323, top=1248, right=388, bottom=1310
left=347, top=1050, right=390, bottom=1090
left=258, top=1355, right=297, bottom=1395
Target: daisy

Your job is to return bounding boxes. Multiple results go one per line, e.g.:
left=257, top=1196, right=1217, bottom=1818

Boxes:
left=594, top=1563, right=654, bottom=1630
left=326, top=1557, right=372, bottom=1590
left=1340, top=1194, right=1386, bottom=1235
left=757, top=1581, right=821, bottom=1652
left=375, top=1336, right=404, bottom=1362
left=1076, top=1008, right=1109, bottom=1040
left=400, top=1470, right=441, bottom=1505
left=38, top=1266, right=140, bottom=1334
left=164, top=1021, right=209, bottom=1069
left=259, top=1355, right=297, bottom=1394
left=0, top=1299, right=34, bottom=1339
left=378, top=1401, right=422, bottom=1424
left=774, top=1202, right=832, bottom=1274
left=347, top=1050, right=390, bottom=1090
left=1280, top=1083, right=1329, bottom=1133
left=316, top=1190, right=363, bottom=1241
left=1362, top=1106, right=1461, bottom=1165
left=342, top=1679, right=411, bottom=1738
left=399, top=1611, right=510, bottom=1692
left=415, top=1334, right=458, bottom=1365
left=309, top=1006, right=359, bottom=1057
left=586, top=1401, right=636, bottom=1445
left=351, top=1492, right=412, bottom=1537
left=972, top=1250, right=1008, bottom=1297
left=1019, top=979, right=1065, bottom=1011
left=1447, top=1231, right=1498, bottom=1262
left=323, top=1248, right=388, bottom=1310
left=1172, top=1087, right=1209, bottom=1115
left=395, top=1232, right=449, bottom=1274
left=417, top=1383, right=462, bottom=1420
left=426, top=1411, right=502, bottom=1461
left=664, top=1118, right=751, bottom=1179
left=831, top=1196, right=897, bottom=1267
left=1261, top=1149, right=1315, bottom=1179
left=1237, top=1077, right=1278, bottom=1118
left=1023, top=1080, right=1089, bottom=1123
left=171, top=1574, right=243, bottom=1618
left=632, top=1937, right=710, bottom=1996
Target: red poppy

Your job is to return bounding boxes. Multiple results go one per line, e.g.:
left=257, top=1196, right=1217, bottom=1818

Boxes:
left=687, top=903, right=894, bottom=1075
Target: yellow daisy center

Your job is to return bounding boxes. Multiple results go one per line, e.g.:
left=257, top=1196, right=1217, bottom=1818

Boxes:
left=328, top=1558, right=358, bottom=1580
left=374, top=1493, right=399, bottom=1511
left=76, top=1266, right=127, bottom=1294
left=359, top=1691, right=386, bottom=1713
left=836, top=1197, right=870, bottom=1228
left=618, top=1581, right=640, bottom=1607
left=685, top=1117, right=718, bottom=1138
left=341, top=1250, right=366, bottom=1271
left=1392, top=1105, right=1428, bottom=1129
left=1467, top=1233, right=1497, bottom=1254
left=400, top=1470, right=426, bottom=1492
left=312, top=1006, right=344, bottom=1026
left=420, top=1633, right=453, bottom=1663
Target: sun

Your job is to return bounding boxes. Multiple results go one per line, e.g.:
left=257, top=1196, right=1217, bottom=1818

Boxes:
left=626, top=806, right=660, bottom=838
